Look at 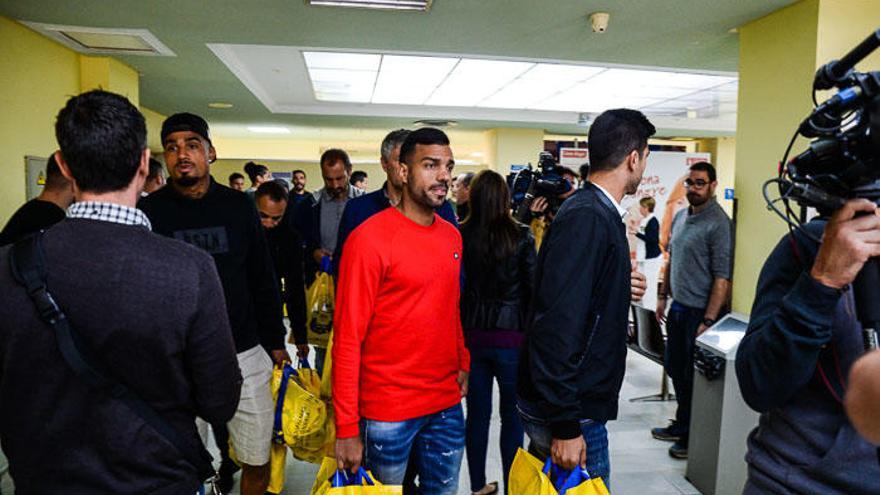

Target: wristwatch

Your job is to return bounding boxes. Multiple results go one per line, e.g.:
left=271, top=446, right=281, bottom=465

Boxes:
left=702, top=317, right=716, bottom=327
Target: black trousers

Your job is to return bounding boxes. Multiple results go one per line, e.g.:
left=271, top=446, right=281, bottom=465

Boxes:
left=663, top=301, right=704, bottom=439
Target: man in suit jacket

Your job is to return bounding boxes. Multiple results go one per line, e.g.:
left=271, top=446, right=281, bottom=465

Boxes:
left=0, top=90, right=242, bottom=494
left=517, top=108, right=653, bottom=484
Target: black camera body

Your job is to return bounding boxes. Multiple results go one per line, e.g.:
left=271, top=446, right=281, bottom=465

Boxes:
left=508, top=152, right=573, bottom=220
left=781, top=30, right=880, bottom=212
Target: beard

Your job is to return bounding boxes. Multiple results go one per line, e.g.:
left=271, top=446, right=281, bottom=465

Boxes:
left=687, top=191, right=708, bottom=207
left=174, top=175, right=200, bottom=187
left=293, top=183, right=304, bottom=192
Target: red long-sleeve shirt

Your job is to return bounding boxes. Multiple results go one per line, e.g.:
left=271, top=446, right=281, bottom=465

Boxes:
left=332, top=207, right=470, bottom=439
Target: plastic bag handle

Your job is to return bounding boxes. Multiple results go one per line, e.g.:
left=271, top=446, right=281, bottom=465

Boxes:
left=330, top=467, right=375, bottom=487
left=542, top=457, right=592, bottom=494
left=320, top=255, right=332, bottom=274
left=272, top=363, right=297, bottom=443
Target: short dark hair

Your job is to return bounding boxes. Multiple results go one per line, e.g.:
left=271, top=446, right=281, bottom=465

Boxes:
left=587, top=109, right=656, bottom=173
left=350, top=171, right=368, bottom=185
left=244, top=161, right=269, bottom=183
left=292, top=169, right=306, bottom=177
left=381, top=129, right=411, bottom=162
left=255, top=180, right=289, bottom=203
left=400, top=127, right=450, bottom=165
left=578, top=163, right=590, bottom=182
left=44, top=154, right=70, bottom=190
left=55, top=90, right=146, bottom=193
left=147, top=158, right=164, bottom=180
left=229, top=172, right=244, bottom=182
left=321, top=149, right=352, bottom=172
left=689, top=161, right=717, bottom=182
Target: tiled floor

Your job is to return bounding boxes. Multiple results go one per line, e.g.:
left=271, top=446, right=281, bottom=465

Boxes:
left=0, top=351, right=699, bottom=495
left=236, top=349, right=699, bottom=495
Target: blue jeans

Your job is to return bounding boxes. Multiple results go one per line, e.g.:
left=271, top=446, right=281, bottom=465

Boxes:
left=517, top=398, right=611, bottom=487
left=362, top=404, right=465, bottom=495
left=465, top=347, right=523, bottom=494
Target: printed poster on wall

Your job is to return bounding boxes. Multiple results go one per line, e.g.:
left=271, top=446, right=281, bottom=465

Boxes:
left=622, top=151, right=710, bottom=310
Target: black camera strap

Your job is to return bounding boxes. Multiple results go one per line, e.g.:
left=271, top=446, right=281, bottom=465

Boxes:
left=8, top=232, right=217, bottom=484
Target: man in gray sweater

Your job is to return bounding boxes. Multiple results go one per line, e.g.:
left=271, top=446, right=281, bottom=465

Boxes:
left=654, top=161, right=732, bottom=459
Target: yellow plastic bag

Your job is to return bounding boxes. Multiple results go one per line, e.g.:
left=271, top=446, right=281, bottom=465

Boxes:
left=311, top=457, right=402, bottom=495
left=508, top=448, right=609, bottom=495
left=307, top=270, right=335, bottom=348
left=272, top=358, right=336, bottom=464
left=267, top=443, right=288, bottom=494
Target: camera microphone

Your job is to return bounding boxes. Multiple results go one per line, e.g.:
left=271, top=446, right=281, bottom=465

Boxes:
left=814, top=28, right=880, bottom=90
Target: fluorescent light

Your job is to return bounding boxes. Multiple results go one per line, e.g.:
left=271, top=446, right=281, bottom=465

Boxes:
left=307, top=0, right=431, bottom=11
left=303, top=51, right=381, bottom=71
left=427, top=59, right=534, bottom=106
left=372, top=55, right=458, bottom=104
left=247, top=126, right=291, bottom=134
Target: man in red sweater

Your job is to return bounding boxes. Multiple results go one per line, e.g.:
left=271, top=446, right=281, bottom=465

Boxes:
left=333, top=127, right=469, bottom=494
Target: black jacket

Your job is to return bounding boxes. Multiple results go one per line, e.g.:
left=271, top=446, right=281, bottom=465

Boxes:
left=139, top=178, right=286, bottom=352
left=0, top=199, right=65, bottom=246
left=460, top=223, right=536, bottom=332
left=635, top=216, right=660, bottom=259
left=265, top=223, right=307, bottom=345
left=517, top=183, right=631, bottom=439
left=0, top=219, right=241, bottom=494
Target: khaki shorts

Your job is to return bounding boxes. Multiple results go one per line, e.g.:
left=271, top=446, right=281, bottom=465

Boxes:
left=227, top=345, right=274, bottom=466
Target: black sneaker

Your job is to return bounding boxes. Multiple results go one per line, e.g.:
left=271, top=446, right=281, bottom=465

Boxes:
left=669, top=439, right=688, bottom=459
left=651, top=421, right=686, bottom=441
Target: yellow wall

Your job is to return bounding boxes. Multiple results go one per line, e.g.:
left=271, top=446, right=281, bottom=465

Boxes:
left=486, top=128, right=545, bottom=173
left=141, top=106, right=167, bottom=153
left=731, top=0, right=880, bottom=314
left=732, top=0, right=820, bottom=314
left=80, top=56, right=140, bottom=106
left=695, top=137, right=736, bottom=217
left=0, top=16, right=81, bottom=223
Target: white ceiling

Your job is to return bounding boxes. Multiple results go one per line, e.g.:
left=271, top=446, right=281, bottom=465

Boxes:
left=208, top=43, right=739, bottom=135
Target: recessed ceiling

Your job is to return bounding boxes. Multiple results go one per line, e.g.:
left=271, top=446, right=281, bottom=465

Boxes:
left=210, top=44, right=738, bottom=134
left=0, top=0, right=797, bottom=135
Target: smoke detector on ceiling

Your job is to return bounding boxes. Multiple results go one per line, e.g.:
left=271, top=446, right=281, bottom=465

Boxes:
left=589, top=12, right=610, bottom=33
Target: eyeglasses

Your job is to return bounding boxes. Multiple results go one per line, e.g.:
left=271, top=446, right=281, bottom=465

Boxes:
left=684, top=179, right=710, bottom=189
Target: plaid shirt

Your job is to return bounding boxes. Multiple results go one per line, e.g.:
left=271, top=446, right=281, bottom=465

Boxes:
left=67, top=201, right=152, bottom=231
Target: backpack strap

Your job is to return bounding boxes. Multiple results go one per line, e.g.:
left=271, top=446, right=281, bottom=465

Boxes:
left=8, top=232, right=216, bottom=482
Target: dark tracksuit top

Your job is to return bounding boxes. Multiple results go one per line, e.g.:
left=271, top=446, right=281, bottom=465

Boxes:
left=139, top=178, right=286, bottom=353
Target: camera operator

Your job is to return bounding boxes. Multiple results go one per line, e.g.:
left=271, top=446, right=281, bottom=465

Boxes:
left=736, top=199, right=880, bottom=494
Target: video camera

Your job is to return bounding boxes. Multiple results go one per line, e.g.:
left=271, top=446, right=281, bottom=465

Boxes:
left=508, top=151, right=573, bottom=221
left=773, top=29, right=880, bottom=213
left=767, top=28, right=880, bottom=353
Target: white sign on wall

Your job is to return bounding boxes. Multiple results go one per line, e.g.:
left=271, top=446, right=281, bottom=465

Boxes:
left=558, top=147, right=589, bottom=170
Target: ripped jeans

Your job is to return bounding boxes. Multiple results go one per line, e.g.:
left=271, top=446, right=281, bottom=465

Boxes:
left=361, top=404, right=465, bottom=495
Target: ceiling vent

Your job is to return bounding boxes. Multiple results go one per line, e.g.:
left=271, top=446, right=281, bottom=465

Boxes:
left=19, top=21, right=175, bottom=56
left=306, top=0, right=432, bottom=12
left=414, top=119, right=458, bottom=127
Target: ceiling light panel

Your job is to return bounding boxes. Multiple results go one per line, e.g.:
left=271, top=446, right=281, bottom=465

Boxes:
left=479, top=64, right=605, bottom=109
left=298, top=50, right=738, bottom=120
left=307, top=0, right=432, bottom=11
left=426, top=59, right=534, bottom=106
left=372, top=55, right=458, bottom=104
